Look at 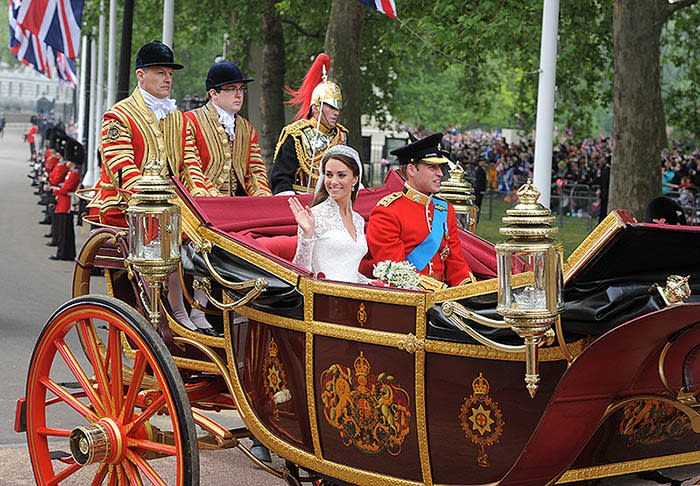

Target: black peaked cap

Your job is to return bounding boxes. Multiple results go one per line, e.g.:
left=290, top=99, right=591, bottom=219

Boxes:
left=390, top=132, right=450, bottom=165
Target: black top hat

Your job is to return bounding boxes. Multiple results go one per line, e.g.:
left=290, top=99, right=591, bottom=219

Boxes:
left=390, top=133, right=450, bottom=165
left=205, top=61, right=254, bottom=91
left=64, top=138, right=85, bottom=165
left=135, top=40, right=184, bottom=71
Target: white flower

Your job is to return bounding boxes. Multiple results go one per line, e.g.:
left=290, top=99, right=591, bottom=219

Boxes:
left=373, top=260, right=421, bottom=290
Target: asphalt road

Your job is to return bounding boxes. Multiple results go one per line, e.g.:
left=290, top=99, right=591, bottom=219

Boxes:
left=2, top=123, right=700, bottom=486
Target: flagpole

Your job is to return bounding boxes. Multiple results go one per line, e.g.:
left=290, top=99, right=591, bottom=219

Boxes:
left=532, top=0, right=560, bottom=209
left=162, top=0, right=174, bottom=48
left=86, top=32, right=98, bottom=187
left=106, top=0, right=117, bottom=106
left=77, top=35, right=88, bottom=144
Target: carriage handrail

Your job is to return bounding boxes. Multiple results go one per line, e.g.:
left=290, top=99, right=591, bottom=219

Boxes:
left=193, top=277, right=267, bottom=311
left=442, top=301, right=511, bottom=329
left=193, top=240, right=270, bottom=292
left=442, top=301, right=526, bottom=353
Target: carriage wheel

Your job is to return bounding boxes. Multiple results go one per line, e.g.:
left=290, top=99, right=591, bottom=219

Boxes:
left=25, top=295, right=199, bottom=485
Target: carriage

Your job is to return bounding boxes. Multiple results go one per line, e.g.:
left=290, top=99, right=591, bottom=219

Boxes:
left=14, top=166, right=700, bottom=486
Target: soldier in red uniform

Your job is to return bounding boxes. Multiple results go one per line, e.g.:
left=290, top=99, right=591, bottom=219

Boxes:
left=50, top=138, right=83, bottom=261
left=88, top=40, right=215, bottom=228
left=185, top=61, right=271, bottom=197
left=366, top=133, right=474, bottom=287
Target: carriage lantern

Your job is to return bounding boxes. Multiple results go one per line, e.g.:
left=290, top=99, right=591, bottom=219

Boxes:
left=495, top=180, right=564, bottom=397
left=126, top=157, right=181, bottom=327
left=436, top=164, right=479, bottom=233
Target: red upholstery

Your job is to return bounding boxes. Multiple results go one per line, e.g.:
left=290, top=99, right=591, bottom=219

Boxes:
left=172, top=170, right=501, bottom=281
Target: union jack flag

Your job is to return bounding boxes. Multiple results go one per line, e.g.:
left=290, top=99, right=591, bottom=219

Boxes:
left=9, top=0, right=53, bottom=77
left=16, top=0, right=84, bottom=60
left=56, top=50, right=78, bottom=86
left=356, top=0, right=396, bottom=18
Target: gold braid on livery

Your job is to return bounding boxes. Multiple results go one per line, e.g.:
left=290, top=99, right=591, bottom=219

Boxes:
left=89, top=88, right=213, bottom=220
left=186, top=102, right=271, bottom=196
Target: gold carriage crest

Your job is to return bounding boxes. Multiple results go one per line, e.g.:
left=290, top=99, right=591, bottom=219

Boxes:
left=263, top=338, right=289, bottom=421
left=320, top=352, right=411, bottom=456
left=618, top=399, right=691, bottom=447
left=459, top=373, right=504, bottom=467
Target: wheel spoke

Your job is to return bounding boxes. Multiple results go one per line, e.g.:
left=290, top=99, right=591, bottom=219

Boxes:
left=47, top=462, right=82, bottom=485
left=123, top=461, right=143, bottom=486
left=107, top=325, right=124, bottom=416
left=126, top=449, right=167, bottom=486
left=127, top=438, right=177, bottom=456
left=40, top=376, right=98, bottom=422
left=108, top=464, right=117, bottom=486
left=37, top=426, right=71, bottom=438
left=119, top=351, right=147, bottom=424
left=78, top=320, right=114, bottom=414
left=115, top=464, right=128, bottom=486
left=55, top=336, right=107, bottom=416
left=91, top=463, right=108, bottom=486
left=126, top=394, right=166, bottom=434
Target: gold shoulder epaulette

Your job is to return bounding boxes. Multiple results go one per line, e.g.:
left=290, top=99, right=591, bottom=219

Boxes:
left=336, top=123, right=349, bottom=134
left=378, top=192, right=401, bottom=207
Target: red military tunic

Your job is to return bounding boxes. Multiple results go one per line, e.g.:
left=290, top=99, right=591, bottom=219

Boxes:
left=54, top=167, right=81, bottom=214
left=49, top=160, right=69, bottom=186
left=185, top=102, right=271, bottom=196
left=88, top=88, right=214, bottom=227
left=367, top=184, right=474, bottom=287
left=44, top=152, right=58, bottom=174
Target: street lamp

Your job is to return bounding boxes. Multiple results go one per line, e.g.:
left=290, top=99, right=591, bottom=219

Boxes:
left=126, top=157, right=182, bottom=328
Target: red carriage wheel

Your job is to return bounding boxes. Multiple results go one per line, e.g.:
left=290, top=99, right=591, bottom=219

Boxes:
left=25, top=295, right=199, bottom=485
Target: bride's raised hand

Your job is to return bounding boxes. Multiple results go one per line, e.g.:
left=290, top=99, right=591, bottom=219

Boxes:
left=288, top=197, right=315, bottom=239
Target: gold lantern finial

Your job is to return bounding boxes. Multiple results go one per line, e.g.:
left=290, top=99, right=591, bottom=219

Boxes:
left=437, top=164, right=479, bottom=232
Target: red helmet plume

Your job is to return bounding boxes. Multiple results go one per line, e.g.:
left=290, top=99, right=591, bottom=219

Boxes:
left=286, top=53, right=331, bottom=121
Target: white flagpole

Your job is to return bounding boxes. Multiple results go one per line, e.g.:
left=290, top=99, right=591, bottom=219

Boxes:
left=106, top=0, right=117, bottom=107
left=162, top=0, right=174, bottom=48
left=86, top=32, right=98, bottom=187
left=77, top=35, right=88, bottom=144
left=532, top=0, right=560, bottom=209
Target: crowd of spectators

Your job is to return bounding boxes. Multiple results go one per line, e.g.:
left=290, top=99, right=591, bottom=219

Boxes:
left=412, top=126, right=700, bottom=224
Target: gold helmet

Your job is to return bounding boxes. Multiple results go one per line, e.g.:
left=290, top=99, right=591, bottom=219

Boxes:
left=287, top=53, right=342, bottom=120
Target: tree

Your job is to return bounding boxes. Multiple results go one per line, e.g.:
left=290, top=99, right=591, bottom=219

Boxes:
left=608, top=0, right=698, bottom=219
left=324, top=0, right=365, bottom=153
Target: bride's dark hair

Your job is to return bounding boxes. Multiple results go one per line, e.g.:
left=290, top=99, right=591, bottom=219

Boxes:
left=311, top=154, right=361, bottom=207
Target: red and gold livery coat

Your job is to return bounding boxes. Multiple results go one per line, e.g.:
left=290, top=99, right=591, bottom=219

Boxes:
left=185, top=102, right=271, bottom=197
left=53, top=167, right=81, bottom=214
left=88, top=88, right=214, bottom=227
left=367, top=184, right=474, bottom=287
left=270, top=117, right=348, bottom=194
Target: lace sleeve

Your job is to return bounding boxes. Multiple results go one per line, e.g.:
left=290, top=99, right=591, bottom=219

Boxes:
left=292, top=226, right=315, bottom=272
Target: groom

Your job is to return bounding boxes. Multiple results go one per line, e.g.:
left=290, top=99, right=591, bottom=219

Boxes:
left=366, top=133, right=474, bottom=287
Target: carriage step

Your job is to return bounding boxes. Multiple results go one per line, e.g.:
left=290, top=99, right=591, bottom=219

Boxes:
left=228, top=427, right=253, bottom=439
left=57, top=381, right=81, bottom=389
left=50, top=451, right=75, bottom=465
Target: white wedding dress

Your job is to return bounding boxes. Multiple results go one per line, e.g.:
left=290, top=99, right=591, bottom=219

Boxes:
left=293, top=197, right=371, bottom=284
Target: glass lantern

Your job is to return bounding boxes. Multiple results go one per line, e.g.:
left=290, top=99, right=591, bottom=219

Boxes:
left=126, top=158, right=182, bottom=327
left=436, top=164, right=479, bottom=232
left=494, top=180, right=564, bottom=396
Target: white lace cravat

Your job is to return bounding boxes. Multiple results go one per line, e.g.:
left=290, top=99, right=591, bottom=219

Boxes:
left=139, top=87, right=177, bottom=121
left=213, top=103, right=236, bottom=141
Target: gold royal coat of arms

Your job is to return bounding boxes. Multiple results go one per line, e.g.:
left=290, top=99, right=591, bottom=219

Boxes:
left=320, top=352, right=411, bottom=456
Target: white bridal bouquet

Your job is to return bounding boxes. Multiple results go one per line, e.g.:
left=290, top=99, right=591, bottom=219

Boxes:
left=372, top=260, right=421, bottom=290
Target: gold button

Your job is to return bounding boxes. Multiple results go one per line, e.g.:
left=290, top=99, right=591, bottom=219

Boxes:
left=216, top=126, right=224, bottom=132
left=222, top=165, right=230, bottom=172
left=221, top=138, right=228, bottom=145
left=154, top=129, right=161, bottom=136
left=217, top=177, right=225, bottom=184
left=224, top=152, right=231, bottom=159
left=158, top=144, right=165, bottom=151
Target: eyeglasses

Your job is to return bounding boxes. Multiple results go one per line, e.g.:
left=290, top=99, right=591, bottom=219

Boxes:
left=220, top=87, right=247, bottom=95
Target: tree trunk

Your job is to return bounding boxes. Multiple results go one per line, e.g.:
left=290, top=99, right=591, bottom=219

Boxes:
left=324, top=0, right=364, bottom=155
left=260, top=1, right=286, bottom=170
left=610, top=0, right=666, bottom=220
left=116, top=0, right=135, bottom=102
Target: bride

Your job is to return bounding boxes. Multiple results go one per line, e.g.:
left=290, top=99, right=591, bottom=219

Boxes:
left=288, top=145, right=371, bottom=283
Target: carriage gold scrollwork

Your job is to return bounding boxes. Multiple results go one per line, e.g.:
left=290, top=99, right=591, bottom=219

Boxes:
left=263, top=338, right=290, bottom=421
left=459, top=373, right=504, bottom=468
left=357, top=303, right=368, bottom=327
left=320, top=352, right=411, bottom=456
